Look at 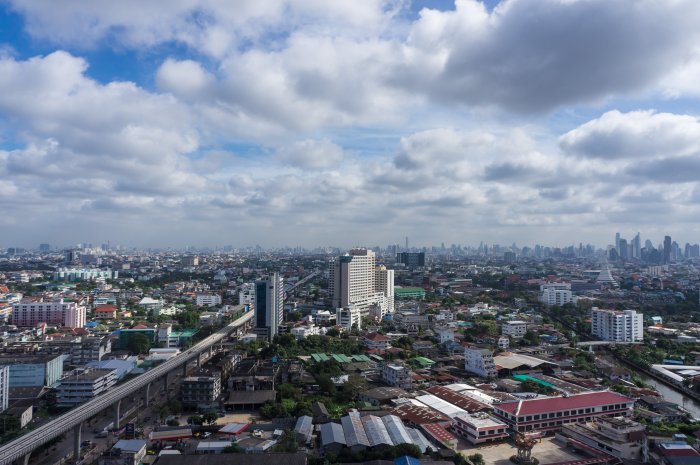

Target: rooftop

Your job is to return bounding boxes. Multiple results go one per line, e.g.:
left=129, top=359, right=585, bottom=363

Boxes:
left=495, top=391, right=633, bottom=416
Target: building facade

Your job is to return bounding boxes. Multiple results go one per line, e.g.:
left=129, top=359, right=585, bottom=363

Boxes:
left=591, top=308, right=643, bottom=342
left=382, top=364, right=412, bottom=390
left=56, top=369, right=118, bottom=407
left=464, top=348, right=497, bottom=379
left=452, top=413, right=509, bottom=445
left=195, top=293, right=222, bottom=307
left=493, top=391, right=634, bottom=434
left=254, top=272, right=284, bottom=341
left=329, top=249, right=394, bottom=317
left=501, top=321, right=527, bottom=339
left=11, top=298, right=86, bottom=328
left=181, top=372, right=222, bottom=408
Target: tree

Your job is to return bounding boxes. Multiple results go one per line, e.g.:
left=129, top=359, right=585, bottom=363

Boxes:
left=202, top=412, right=218, bottom=425
left=467, top=453, right=485, bottom=465
left=522, top=331, right=540, bottom=346
left=127, top=333, right=150, bottom=355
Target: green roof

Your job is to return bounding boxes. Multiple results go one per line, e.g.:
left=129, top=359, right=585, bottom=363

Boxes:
left=413, top=356, right=435, bottom=366
left=513, top=374, right=555, bottom=388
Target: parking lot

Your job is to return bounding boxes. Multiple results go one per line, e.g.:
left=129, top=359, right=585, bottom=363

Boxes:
left=456, top=437, right=585, bottom=465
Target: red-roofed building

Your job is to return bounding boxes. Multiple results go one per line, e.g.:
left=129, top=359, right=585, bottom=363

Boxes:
left=452, top=413, right=509, bottom=445
left=421, top=422, right=458, bottom=449
left=363, top=332, right=391, bottom=351
left=391, top=404, right=450, bottom=428
left=426, top=386, right=490, bottom=413
left=94, top=305, right=117, bottom=319
left=493, top=391, right=634, bottom=434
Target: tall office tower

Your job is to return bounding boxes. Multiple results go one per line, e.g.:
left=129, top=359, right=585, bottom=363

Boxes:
left=618, top=238, right=629, bottom=260
left=253, top=272, right=284, bottom=341
left=329, top=248, right=394, bottom=318
left=632, top=233, right=641, bottom=260
left=591, top=308, right=643, bottom=342
left=405, top=236, right=409, bottom=251
left=663, top=235, right=672, bottom=264
left=615, top=232, right=621, bottom=253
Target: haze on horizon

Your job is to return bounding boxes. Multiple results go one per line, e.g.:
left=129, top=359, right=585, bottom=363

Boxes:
left=2, top=0, right=700, bottom=249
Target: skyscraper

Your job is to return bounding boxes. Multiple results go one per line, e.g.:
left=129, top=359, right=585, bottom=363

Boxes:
left=632, top=233, right=641, bottom=260
left=664, top=235, right=672, bottom=264
left=254, top=272, right=284, bottom=341
left=615, top=232, right=621, bottom=254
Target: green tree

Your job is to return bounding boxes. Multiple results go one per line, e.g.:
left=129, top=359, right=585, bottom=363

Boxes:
left=127, top=333, right=151, bottom=354
left=202, top=412, right=218, bottom=425
left=468, top=453, right=485, bottom=465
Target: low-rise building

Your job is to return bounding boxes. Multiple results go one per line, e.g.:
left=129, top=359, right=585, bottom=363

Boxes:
left=363, top=332, right=391, bottom=351
left=501, top=321, right=527, bottom=339
left=99, top=440, right=147, bottom=465
left=181, top=372, right=222, bottom=409
left=381, top=364, right=412, bottom=390
left=452, top=412, right=509, bottom=445
left=56, top=369, right=118, bottom=407
left=1, top=354, right=63, bottom=388
left=557, top=416, right=646, bottom=461
left=72, top=336, right=111, bottom=364
left=464, top=347, right=496, bottom=379
left=196, top=294, right=222, bottom=307
left=493, top=391, right=634, bottom=434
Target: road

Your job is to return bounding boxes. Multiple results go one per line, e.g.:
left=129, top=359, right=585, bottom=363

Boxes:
left=0, top=311, right=252, bottom=465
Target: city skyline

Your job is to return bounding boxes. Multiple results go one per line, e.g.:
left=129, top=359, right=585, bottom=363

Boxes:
left=2, top=1, right=700, bottom=247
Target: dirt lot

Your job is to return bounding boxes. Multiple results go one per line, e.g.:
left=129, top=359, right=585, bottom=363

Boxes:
left=456, top=437, right=585, bottom=465
left=215, top=412, right=260, bottom=425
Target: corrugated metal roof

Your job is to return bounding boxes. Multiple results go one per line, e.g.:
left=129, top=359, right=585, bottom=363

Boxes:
left=295, top=416, right=313, bottom=437
left=341, top=413, right=370, bottom=447
left=361, top=416, right=393, bottom=447
left=382, top=415, right=413, bottom=446
left=320, top=422, right=346, bottom=446
left=407, top=428, right=432, bottom=453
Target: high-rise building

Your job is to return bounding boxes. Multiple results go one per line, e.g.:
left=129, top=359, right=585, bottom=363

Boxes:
left=664, top=235, right=672, bottom=264
left=38, top=243, right=51, bottom=253
left=591, top=308, right=643, bottom=342
left=631, top=233, right=641, bottom=260
left=254, top=272, right=284, bottom=341
left=618, top=239, right=629, bottom=260
left=615, top=232, right=621, bottom=254
left=396, top=252, right=425, bottom=268
left=329, top=248, right=394, bottom=318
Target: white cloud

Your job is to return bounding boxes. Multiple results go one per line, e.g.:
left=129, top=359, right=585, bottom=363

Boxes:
left=276, top=139, right=345, bottom=169
left=559, top=110, right=700, bottom=159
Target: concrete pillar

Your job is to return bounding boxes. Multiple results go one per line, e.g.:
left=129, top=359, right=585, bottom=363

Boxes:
left=209, top=346, right=213, bottom=357
left=15, top=452, right=31, bottom=465
left=73, top=422, right=82, bottom=464
left=182, top=363, right=187, bottom=377
left=114, top=399, right=121, bottom=429
left=145, top=383, right=151, bottom=408
left=196, top=354, right=200, bottom=367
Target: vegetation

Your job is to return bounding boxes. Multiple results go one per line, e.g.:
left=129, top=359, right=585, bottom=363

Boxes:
left=127, top=333, right=151, bottom=354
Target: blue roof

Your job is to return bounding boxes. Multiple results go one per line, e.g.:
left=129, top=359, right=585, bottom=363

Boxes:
left=395, top=456, right=421, bottom=465
left=85, top=322, right=98, bottom=327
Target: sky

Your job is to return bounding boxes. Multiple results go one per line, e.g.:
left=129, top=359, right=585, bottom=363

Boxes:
left=2, top=0, right=700, bottom=249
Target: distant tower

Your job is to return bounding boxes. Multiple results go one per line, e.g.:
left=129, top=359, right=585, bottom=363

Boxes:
left=615, top=232, right=621, bottom=253
left=253, top=272, right=284, bottom=342
left=664, top=235, right=672, bottom=264
left=405, top=236, right=409, bottom=251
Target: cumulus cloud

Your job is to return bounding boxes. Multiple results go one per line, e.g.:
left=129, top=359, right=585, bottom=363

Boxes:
left=276, top=139, right=345, bottom=169
left=559, top=110, right=700, bottom=159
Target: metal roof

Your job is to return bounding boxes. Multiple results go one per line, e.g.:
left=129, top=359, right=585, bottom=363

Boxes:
left=294, top=416, right=313, bottom=437
left=361, top=416, right=392, bottom=447
left=382, top=415, right=413, bottom=446
left=341, top=413, right=370, bottom=448
left=320, top=422, right=346, bottom=447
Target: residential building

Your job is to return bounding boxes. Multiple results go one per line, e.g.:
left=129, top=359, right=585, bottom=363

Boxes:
left=559, top=416, right=646, bottom=461
left=435, top=326, right=454, bottom=344
left=181, top=371, right=222, bottom=409
left=253, top=273, right=283, bottom=342
left=452, top=412, right=509, bottom=445
left=336, top=307, right=362, bottom=331
left=2, top=354, right=63, bottom=387
left=56, top=369, right=118, bottom=407
left=501, top=321, right=527, bottom=339
left=196, top=293, right=222, bottom=307
left=492, top=391, right=634, bottom=433
left=329, top=248, right=394, bottom=317
left=11, top=298, right=86, bottom=328
left=94, top=305, right=117, bottom=319
left=464, top=347, right=497, bottom=379
left=591, top=308, right=643, bottom=342
left=0, top=366, right=8, bottom=412
left=540, top=287, right=575, bottom=306
left=239, top=283, right=256, bottom=308
left=364, top=332, right=391, bottom=351
left=382, top=364, right=412, bottom=390
left=182, top=255, right=199, bottom=267
left=53, top=268, right=115, bottom=281
left=118, top=327, right=157, bottom=350
left=138, top=297, right=162, bottom=313
left=72, top=336, right=111, bottom=364
left=290, top=325, right=319, bottom=340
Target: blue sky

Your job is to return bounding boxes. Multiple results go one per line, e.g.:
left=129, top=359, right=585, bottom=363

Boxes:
left=2, top=0, right=700, bottom=249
